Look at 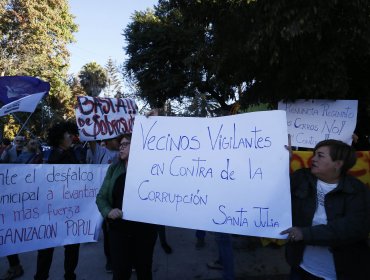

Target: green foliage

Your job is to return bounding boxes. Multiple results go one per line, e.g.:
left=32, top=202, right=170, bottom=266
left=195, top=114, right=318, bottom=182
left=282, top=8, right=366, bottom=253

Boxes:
left=78, top=62, right=108, bottom=97
left=124, top=0, right=370, bottom=133
left=103, top=58, right=123, bottom=98
left=238, top=103, right=270, bottom=114
left=0, top=0, right=78, bottom=138
left=124, top=3, right=236, bottom=111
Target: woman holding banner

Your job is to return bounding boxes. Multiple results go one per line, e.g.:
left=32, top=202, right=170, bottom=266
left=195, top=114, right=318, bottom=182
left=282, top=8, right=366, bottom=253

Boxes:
left=281, top=139, right=370, bottom=280
left=34, top=121, right=80, bottom=280
left=96, top=133, right=158, bottom=280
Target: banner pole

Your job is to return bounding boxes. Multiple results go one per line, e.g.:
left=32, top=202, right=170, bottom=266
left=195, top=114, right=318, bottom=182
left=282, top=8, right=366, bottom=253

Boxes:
left=12, top=112, right=37, bottom=138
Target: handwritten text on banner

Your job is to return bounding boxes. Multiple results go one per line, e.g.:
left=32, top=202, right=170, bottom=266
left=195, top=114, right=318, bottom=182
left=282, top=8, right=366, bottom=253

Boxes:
left=75, top=96, right=138, bottom=141
left=278, top=99, right=358, bottom=148
left=123, top=111, right=292, bottom=239
left=0, top=164, right=108, bottom=257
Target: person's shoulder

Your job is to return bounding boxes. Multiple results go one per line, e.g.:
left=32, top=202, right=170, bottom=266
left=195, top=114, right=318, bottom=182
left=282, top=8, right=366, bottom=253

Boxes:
left=106, top=160, right=124, bottom=173
left=106, top=148, right=118, bottom=157
left=290, top=168, right=315, bottom=194
left=292, top=168, right=312, bottom=178
left=47, top=148, right=64, bottom=163
left=342, top=174, right=369, bottom=193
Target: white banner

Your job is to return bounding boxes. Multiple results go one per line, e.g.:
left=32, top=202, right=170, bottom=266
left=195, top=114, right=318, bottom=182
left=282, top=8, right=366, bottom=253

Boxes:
left=0, top=92, right=46, bottom=116
left=0, top=164, right=108, bottom=257
left=278, top=99, right=358, bottom=148
left=75, top=96, right=138, bottom=141
left=123, top=112, right=291, bottom=239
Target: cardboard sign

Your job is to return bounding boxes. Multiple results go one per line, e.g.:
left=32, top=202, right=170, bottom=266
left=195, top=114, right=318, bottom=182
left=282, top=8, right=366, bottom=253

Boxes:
left=123, top=111, right=292, bottom=239
left=278, top=99, right=358, bottom=148
left=75, top=96, right=138, bottom=141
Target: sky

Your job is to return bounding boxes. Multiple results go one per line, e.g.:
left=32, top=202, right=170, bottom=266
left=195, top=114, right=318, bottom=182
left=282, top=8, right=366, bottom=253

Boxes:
left=67, top=0, right=158, bottom=75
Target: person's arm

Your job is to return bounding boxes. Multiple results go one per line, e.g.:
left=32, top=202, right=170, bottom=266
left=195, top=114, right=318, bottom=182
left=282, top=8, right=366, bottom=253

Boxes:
left=145, top=108, right=164, bottom=117
left=96, top=164, right=115, bottom=218
left=96, top=163, right=123, bottom=219
left=284, top=134, right=293, bottom=160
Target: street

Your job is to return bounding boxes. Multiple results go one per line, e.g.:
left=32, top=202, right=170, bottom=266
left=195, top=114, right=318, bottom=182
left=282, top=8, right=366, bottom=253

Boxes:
left=1, top=227, right=289, bottom=279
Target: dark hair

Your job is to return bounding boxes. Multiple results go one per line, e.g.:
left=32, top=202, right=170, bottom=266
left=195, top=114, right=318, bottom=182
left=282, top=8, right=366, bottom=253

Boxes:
left=65, top=120, right=79, bottom=135
left=47, top=122, right=75, bottom=148
left=314, top=139, right=357, bottom=174
left=1, top=138, right=10, bottom=146
left=117, top=133, right=132, bottom=143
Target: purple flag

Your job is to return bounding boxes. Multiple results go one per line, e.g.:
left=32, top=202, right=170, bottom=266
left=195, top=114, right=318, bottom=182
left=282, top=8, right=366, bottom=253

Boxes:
left=0, top=76, right=50, bottom=105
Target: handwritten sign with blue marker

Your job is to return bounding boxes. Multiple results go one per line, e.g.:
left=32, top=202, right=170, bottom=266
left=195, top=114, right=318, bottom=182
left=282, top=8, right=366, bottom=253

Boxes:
left=278, top=99, right=358, bottom=148
left=0, top=164, right=108, bottom=257
left=123, top=111, right=291, bottom=239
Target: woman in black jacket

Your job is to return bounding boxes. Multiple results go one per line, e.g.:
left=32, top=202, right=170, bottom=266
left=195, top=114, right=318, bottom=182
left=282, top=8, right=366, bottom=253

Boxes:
left=281, top=139, right=370, bottom=280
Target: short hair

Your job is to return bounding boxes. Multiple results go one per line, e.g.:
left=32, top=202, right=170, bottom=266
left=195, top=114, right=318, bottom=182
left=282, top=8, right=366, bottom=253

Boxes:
left=314, top=139, right=357, bottom=174
left=47, top=122, right=75, bottom=148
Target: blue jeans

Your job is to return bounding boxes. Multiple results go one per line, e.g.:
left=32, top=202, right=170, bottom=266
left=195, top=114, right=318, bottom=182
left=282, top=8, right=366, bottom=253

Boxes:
left=215, top=233, right=234, bottom=280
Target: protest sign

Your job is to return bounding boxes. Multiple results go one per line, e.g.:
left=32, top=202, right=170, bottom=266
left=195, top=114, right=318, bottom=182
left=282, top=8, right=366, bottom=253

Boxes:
left=123, top=111, right=291, bottom=239
left=278, top=99, right=358, bottom=148
left=75, top=96, right=138, bottom=141
left=0, top=164, right=108, bottom=257
left=0, top=92, right=47, bottom=117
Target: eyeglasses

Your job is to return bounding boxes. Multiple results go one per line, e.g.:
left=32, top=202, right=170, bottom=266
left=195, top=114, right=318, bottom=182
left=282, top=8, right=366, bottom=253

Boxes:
left=119, top=142, right=131, bottom=149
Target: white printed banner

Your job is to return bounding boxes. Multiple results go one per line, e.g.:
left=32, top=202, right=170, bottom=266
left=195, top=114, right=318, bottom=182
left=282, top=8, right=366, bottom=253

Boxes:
left=0, top=164, right=108, bottom=257
left=278, top=99, right=358, bottom=148
left=123, top=112, right=291, bottom=239
left=75, top=96, right=138, bottom=141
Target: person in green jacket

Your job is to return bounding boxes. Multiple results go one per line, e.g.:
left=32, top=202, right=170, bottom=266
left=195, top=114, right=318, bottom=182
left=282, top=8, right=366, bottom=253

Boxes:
left=96, top=133, right=158, bottom=280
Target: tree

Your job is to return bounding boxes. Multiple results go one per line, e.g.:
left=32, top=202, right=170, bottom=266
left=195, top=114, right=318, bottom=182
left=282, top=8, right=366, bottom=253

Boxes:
left=124, top=3, right=236, bottom=112
left=103, top=58, right=123, bottom=98
left=78, top=62, right=108, bottom=97
left=124, top=0, right=370, bottom=133
left=0, top=0, right=78, bottom=137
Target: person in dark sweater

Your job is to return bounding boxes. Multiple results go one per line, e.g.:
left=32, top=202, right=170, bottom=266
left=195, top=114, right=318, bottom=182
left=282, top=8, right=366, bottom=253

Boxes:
left=34, top=121, right=80, bottom=280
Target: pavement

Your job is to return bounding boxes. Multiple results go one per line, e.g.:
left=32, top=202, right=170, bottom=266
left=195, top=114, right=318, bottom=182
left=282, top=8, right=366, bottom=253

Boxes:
left=1, top=226, right=290, bottom=280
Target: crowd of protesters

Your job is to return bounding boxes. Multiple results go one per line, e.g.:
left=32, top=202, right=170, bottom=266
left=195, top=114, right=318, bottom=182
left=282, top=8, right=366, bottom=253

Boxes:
left=1, top=119, right=369, bottom=280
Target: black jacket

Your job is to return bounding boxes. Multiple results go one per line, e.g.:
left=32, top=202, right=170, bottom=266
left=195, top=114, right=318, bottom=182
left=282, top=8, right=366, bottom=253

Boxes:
left=286, top=168, right=370, bottom=279
left=47, top=147, right=78, bottom=164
